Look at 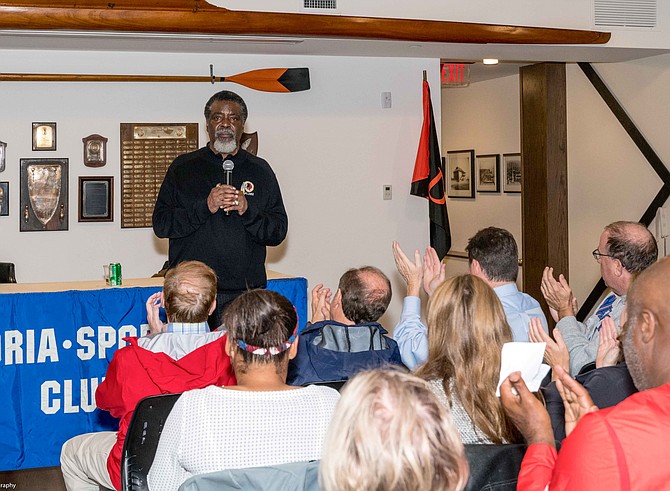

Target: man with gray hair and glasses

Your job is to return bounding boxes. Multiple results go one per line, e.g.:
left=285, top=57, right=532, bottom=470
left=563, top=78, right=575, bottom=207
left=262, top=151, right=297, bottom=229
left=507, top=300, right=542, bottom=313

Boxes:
left=541, top=221, right=657, bottom=375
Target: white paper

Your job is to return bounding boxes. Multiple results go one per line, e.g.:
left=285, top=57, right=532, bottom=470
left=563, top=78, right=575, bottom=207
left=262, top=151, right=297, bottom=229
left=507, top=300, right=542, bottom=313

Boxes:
left=496, top=342, right=551, bottom=396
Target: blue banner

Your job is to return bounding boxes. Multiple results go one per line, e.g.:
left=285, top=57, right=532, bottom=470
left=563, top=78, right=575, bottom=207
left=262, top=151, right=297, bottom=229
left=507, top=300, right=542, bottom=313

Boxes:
left=0, top=277, right=306, bottom=471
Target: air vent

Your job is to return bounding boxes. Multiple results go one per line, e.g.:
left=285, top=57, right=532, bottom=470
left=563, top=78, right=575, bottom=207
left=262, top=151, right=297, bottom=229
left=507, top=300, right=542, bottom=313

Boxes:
left=303, top=0, right=337, bottom=9
left=594, top=0, right=656, bottom=28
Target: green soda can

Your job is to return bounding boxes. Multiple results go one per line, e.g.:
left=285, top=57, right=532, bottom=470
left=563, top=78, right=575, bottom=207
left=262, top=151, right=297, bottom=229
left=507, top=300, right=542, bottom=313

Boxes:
left=109, top=263, right=123, bottom=286
left=116, top=263, right=123, bottom=285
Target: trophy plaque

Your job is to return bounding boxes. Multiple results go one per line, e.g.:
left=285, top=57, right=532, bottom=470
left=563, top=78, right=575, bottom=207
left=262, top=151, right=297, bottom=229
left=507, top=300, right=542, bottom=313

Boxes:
left=20, top=158, right=68, bottom=231
left=240, top=132, right=258, bottom=156
left=32, top=122, right=57, bottom=151
left=120, top=123, right=198, bottom=229
left=0, top=182, right=8, bottom=216
left=0, top=140, right=6, bottom=172
left=79, top=176, right=113, bottom=222
left=83, top=134, right=108, bottom=167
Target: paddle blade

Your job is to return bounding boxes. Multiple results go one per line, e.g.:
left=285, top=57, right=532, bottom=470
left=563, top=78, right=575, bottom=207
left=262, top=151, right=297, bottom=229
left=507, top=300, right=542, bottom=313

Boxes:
left=222, top=67, right=310, bottom=92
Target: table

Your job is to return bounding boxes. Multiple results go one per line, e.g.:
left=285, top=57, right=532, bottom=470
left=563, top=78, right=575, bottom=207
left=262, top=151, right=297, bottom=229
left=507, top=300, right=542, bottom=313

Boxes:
left=0, top=273, right=307, bottom=471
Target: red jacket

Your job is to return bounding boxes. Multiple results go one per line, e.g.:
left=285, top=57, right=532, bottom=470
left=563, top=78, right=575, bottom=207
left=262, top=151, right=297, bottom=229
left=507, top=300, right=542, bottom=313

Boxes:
left=95, top=335, right=236, bottom=491
left=518, top=382, right=670, bottom=490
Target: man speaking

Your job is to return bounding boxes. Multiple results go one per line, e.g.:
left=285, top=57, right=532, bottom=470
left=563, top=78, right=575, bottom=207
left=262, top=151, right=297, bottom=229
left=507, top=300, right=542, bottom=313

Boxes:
left=153, top=90, right=288, bottom=326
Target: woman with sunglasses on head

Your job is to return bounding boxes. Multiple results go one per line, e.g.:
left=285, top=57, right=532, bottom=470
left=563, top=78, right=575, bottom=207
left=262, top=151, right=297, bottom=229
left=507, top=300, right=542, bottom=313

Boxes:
left=148, top=289, right=340, bottom=491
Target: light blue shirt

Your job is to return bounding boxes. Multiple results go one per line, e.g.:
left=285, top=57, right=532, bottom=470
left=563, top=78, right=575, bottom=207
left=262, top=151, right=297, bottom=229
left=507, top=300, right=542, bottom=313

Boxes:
left=393, top=283, right=548, bottom=370
left=167, top=321, right=210, bottom=334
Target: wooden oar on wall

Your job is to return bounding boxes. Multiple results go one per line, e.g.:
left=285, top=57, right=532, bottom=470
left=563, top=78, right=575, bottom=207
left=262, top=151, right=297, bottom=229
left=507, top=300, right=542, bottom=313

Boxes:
left=0, top=67, right=311, bottom=93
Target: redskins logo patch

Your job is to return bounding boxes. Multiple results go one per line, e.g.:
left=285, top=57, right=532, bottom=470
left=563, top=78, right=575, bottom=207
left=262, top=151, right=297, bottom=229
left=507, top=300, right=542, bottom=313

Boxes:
left=241, top=181, right=255, bottom=195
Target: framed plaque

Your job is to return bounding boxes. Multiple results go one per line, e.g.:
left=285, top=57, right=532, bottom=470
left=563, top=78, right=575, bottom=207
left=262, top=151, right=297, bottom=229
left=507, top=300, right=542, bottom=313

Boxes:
left=120, top=123, right=198, bottom=228
left=20, top=158, right=68, bottom=231
left=476, top=154, right=500, bottom=193
left=503, top=153, right=522, bottom=193
left=447, top=149, right=475, bottom=198
left=32, top=122, right=57, bottom=151
left=241, top=132, right=258, bottom=156
left=0, top=182, right=8, bottom=216
left=0, top=140, right=6, bottom=172
left=79, top=176, right=113, bottom=222
left=83, top=134, right=108, bottom=167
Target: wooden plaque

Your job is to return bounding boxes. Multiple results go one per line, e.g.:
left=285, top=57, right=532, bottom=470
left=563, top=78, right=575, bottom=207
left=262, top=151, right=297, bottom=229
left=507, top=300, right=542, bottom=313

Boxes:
left=120, top=123, right=198, bottom=228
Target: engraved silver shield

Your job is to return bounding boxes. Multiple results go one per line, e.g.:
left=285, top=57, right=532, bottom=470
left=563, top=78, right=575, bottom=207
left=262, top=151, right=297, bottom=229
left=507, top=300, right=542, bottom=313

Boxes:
left=27, top=164, right=61, bottom=225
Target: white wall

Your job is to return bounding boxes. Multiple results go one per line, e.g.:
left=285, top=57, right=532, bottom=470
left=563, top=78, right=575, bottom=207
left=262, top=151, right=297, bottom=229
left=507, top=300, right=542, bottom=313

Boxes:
left=0, top=50, right=440, bottom=326
left=440, top=75, right=523, bottom=281
left=437, top=53, right=670, bottom=307
left=567, top=54, right=670, bottom=303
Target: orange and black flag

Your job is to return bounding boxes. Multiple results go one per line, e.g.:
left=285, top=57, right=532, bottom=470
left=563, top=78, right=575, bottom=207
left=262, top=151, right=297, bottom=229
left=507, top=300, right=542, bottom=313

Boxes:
left=410, top=78, right=451, bottom=260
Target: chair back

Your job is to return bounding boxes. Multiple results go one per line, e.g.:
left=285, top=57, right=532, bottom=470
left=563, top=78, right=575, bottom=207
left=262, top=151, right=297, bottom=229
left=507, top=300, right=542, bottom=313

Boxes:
left=0, top=262, right=16, bottom=283
left=121, top=393, right=181, bottom=491
left=463, top=444, right=527, bottom=491
left=178, top=460, right=320, bottom=491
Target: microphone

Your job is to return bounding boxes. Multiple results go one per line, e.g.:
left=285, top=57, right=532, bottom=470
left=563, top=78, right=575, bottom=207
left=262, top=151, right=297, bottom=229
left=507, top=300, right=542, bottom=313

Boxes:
left=222, top=159, right=235, bottom=215
left=222, top=159, right=235, bottom=186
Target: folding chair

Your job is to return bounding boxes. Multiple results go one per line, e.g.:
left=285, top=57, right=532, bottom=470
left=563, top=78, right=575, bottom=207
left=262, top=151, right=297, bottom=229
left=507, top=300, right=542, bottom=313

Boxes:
left=121, top=393, right=181, bottom=491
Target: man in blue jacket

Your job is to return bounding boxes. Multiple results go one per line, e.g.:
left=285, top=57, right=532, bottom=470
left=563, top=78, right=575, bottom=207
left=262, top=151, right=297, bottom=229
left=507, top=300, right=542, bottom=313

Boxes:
left=288, top=266, right=403, bottom=385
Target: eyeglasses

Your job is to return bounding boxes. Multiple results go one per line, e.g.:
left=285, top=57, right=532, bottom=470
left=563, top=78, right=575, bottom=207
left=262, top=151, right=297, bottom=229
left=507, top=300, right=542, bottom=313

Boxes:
left=592, top=248, right=614, bottom=262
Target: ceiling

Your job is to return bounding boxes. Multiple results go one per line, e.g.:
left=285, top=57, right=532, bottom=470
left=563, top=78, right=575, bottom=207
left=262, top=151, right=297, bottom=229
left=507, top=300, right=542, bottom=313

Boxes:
left=0, top=29, right=667, bottom=83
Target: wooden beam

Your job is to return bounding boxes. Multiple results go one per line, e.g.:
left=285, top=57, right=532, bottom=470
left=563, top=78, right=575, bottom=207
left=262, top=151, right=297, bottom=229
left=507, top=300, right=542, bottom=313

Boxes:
left=0, top=1, right=611, bottom=45
left=520, top=63, right=569, bottom=329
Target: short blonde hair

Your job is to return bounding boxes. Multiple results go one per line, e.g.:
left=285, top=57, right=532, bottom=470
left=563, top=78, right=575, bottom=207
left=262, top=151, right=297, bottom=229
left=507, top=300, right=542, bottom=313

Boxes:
left=163, top=261, right=217, bottom=323
left=320, top=369, right=469, bottom=491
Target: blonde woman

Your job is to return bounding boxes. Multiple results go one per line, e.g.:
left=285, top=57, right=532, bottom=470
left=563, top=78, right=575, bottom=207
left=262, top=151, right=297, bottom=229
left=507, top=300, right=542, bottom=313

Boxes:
left=320, top=368, right=469, bottom=491
left=416, top=274, right=521, bottom=444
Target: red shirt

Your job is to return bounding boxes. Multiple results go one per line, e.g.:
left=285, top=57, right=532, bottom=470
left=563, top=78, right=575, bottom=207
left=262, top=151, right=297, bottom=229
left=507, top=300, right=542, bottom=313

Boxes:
left=95, top=335, right=236, bottom=491
left=518, top=382, right=670, bottom=490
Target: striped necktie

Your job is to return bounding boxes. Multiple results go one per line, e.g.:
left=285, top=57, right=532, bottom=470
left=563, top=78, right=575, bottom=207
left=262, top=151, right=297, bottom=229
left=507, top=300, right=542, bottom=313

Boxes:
left=595, top=293, right=617, bottom=326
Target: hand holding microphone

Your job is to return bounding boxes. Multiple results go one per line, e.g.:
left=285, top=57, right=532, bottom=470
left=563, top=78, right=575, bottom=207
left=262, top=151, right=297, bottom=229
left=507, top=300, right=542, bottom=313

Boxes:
left=206, top=159, right=248, bottom=215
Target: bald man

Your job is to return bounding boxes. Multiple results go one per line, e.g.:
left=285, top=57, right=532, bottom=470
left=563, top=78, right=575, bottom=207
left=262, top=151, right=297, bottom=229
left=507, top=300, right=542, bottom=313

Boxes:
left=501, top=256, right=670, bottom=490
left=541, top=221, right=657, bottom=375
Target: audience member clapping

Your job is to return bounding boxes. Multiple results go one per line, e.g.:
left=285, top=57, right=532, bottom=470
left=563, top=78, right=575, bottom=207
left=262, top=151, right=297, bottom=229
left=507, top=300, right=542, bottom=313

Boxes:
left=500, top=256, right=670, bottom=489
left=414, top=273, right=521, bottom=444
left=320, top=368, right=469, bottom=491
left=529, top=315, right=637, bottom=443
left=148, top=289, right=340, bottom=491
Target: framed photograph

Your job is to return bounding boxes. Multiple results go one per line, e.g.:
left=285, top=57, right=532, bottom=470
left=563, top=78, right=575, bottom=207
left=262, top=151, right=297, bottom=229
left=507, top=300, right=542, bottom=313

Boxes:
left=503, top=153, right=522, bottom=193
left=0, top=182, right=8, bottom=216
left=446, top=149, right=475, bottom=198
left=82, top=134, right=108, bottom=167
left=476, top=154, right=500, bottom=193
left=79, top=176, right=114, bottom=222
left=0, top=140, right=6, bottom=172
left=19, top=158, right=68, bottom=231
left=32, top=122, right=57, bottom=151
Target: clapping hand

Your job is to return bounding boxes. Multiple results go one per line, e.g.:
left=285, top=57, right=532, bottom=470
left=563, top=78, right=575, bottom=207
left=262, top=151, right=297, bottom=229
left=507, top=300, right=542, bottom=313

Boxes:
left=146, top=291, right=166, bottom=334
left=392, top=241, right=423, bottom=297
left=596, top=317, right=621, bottom=368
left=422, top=246, right=446, bottom=296
left=554, top=365, right=598, bottom=437
left=541, top=267, right=576, bottom=320
left=528, top=318, right=570, bottom=380
left=311, top=283, right=332, bottom=323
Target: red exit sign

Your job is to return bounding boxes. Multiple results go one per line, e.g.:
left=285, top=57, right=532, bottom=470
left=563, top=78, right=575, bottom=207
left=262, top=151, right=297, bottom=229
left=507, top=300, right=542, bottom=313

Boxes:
left=441, top=63, right=470, bottom=87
